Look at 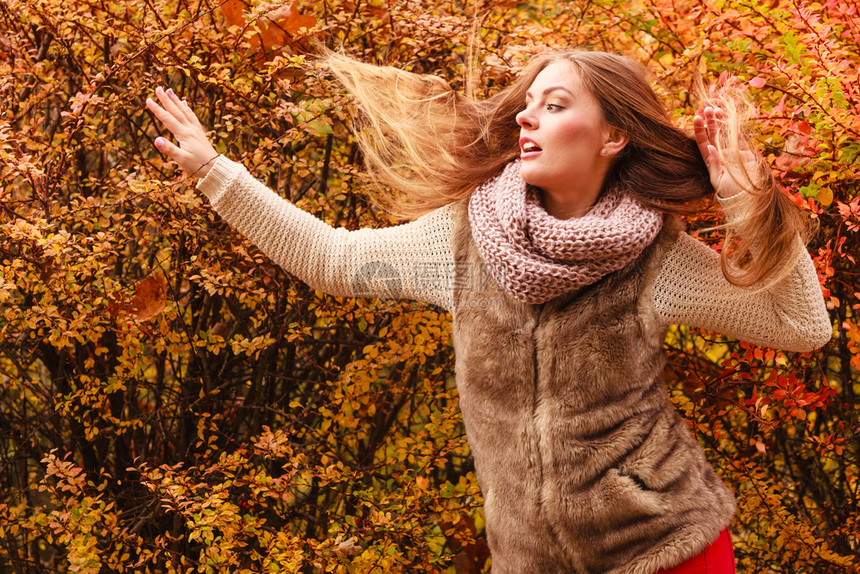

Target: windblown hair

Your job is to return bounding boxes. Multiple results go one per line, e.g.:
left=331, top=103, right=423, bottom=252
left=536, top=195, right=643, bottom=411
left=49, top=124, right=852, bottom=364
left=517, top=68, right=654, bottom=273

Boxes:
left=323, top=49, right=810, bottom=288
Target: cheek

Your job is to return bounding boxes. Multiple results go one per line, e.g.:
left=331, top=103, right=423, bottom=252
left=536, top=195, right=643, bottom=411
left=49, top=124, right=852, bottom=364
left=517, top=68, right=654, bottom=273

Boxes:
left=557, top=118, right=601, bottom=147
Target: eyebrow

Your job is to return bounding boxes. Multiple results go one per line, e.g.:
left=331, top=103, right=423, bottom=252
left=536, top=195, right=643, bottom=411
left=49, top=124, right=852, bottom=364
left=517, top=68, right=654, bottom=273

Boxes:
left=525, top=86, right=575, bottom=100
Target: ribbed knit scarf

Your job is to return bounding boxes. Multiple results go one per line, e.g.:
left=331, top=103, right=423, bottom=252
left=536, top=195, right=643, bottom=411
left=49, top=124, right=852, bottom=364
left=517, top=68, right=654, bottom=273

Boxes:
left=468, top=160, right=664, bottom=304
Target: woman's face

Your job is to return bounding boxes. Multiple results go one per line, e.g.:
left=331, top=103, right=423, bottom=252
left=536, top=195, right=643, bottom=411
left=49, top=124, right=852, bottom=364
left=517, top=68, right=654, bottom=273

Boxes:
left=516, top=60, right=613, bottom=203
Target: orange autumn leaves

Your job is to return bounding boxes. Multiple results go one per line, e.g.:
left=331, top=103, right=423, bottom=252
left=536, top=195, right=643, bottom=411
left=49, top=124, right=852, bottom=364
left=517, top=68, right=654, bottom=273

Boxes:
left=0, top=0, right=857, bottom=572
left=221, top=0, right=317, bottom=59
left=130, top=270, right=167, bottom=322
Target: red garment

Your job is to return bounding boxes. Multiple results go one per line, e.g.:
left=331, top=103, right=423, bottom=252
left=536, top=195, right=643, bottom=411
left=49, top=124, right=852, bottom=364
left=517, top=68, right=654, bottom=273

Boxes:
left=655, top=529, right=736, bottom=574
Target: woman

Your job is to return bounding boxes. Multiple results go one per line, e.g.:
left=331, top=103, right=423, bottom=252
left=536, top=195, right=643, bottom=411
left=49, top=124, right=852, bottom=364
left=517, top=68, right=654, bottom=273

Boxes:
left=145, top=50, right=831, bottom=573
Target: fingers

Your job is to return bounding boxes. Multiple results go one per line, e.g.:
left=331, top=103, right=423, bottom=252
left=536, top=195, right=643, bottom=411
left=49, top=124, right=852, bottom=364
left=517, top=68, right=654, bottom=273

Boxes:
left=147, top=86, right=203, bottom=134
left=155, top=86, right=187, bottom=127
left=694, top=106, right=723, bottom=135
left=162, top=86, right=202, bottom=127
left=148, top=91, right=187, bottom=161
left=180, top=99, right=203, bottom=129
left=693, top=108, right=714, bottom=160
left=693, top=109, right=708, bottom=148
left=694, top=107, right=726, bottom=147
left=706, top=106, right=721, bottom=145
left=694, top=107, right=722, bottom=176
left=146, top=95, right=178, bottom=134
left=697, top=104, right=753, bottom=158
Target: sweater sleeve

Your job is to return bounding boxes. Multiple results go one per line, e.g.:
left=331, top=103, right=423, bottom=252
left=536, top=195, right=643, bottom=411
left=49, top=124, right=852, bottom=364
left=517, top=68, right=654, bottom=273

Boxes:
left=652, top=193, right=832, bottom=352
left=196, top=155, right=457, bottom=311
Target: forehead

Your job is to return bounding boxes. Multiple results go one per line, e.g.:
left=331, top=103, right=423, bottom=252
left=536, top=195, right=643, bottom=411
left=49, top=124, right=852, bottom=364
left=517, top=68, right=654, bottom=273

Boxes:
left=527, top=60, right=582, bottom=93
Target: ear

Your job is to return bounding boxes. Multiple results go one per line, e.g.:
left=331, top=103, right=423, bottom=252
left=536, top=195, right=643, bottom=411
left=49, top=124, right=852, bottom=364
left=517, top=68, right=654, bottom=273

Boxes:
left=602, top=126, right=629, bottom=157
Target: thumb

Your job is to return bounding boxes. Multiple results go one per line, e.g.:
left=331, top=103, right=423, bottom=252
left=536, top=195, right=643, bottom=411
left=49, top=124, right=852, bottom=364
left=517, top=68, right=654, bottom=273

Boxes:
left=154, top=137, right=184, bottom=164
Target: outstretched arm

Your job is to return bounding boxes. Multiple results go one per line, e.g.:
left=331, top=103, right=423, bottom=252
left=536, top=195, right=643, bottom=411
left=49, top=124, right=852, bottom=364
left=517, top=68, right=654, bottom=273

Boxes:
left=196, top=156, right=457, bottom=309
left=145, top=90, right=457, bottom=310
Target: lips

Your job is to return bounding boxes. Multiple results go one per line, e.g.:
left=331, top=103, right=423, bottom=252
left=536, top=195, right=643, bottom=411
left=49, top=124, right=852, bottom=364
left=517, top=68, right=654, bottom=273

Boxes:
left=519, top=137, right=542, bottom=158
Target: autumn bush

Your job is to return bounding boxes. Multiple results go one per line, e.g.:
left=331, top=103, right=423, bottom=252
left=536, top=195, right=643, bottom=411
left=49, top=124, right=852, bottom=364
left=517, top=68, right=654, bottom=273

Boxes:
left=0, top=0, right=858, bottom=572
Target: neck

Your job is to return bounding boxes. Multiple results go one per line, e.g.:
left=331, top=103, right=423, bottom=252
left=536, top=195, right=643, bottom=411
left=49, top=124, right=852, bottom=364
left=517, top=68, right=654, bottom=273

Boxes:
left=540, top=184, right=603, bottom=220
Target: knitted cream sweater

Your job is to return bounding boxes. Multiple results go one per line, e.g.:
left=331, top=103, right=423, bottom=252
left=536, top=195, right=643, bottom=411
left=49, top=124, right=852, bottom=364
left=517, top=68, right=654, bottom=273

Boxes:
left=197, top=156, right=832, bottom=353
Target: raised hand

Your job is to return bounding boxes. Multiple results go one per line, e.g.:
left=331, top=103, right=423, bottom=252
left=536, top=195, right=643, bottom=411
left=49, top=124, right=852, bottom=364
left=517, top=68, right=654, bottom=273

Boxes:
left=693, top=106, right=760, bottom=199
left=146, top=86, right=218, bottom=179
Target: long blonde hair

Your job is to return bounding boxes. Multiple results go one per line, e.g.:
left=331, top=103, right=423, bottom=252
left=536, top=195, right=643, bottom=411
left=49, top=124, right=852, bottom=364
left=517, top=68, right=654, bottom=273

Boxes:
left=324, top=49, right=810, bottom=288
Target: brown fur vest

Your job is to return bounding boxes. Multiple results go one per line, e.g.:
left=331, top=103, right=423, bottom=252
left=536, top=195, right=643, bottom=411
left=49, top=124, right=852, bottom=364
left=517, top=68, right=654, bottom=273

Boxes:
left=451, top=200, right=736, bottom=573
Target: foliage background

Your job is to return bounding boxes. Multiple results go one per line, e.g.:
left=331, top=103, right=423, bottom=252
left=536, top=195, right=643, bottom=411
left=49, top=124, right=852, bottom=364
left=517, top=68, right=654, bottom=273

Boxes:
left=0, top=0, right=858, bottom=572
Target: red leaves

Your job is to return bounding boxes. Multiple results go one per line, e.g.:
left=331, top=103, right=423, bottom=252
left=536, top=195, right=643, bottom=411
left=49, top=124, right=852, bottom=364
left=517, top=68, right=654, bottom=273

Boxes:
left=41, top=450, right=89, bottom=495
left=748, top=76, right=767, bottom=89
left=442, top=513, right=491, bottom=574
left=836, top=197, right=860, bottom=232
left=744, top=366, right=836, bottom=424
left=67, top=92, right=105, bottom=117
left=807, top=433, right=846, bottom=457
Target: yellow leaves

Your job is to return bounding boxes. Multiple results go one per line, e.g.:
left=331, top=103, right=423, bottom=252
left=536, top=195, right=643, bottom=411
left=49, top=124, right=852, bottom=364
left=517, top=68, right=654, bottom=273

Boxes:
left=816, top=186, right=834, bottom=207
left=8, top=217, right=44, bottom=241
left=66, top=531, right=102, bottom=574
left=0, top=2, right=856, bottom=573
left=842, top=319, right=860, bottom=371
left=228, top=333, right=275, bottom=357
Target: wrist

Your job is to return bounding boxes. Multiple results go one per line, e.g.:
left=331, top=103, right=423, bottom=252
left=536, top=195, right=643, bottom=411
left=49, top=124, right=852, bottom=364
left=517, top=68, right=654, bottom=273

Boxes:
left=196, top=155, right=243, bottom=204
left=195, top=156, right=216, bottom=179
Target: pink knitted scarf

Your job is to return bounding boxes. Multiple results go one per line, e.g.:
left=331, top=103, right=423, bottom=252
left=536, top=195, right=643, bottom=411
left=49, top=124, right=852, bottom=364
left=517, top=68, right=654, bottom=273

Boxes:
left=468, top=160, right=663, bottom=304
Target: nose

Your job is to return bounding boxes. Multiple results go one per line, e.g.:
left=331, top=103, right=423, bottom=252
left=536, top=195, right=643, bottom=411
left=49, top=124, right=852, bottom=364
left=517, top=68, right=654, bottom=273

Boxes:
left=516, top=106, right=537, bottom=129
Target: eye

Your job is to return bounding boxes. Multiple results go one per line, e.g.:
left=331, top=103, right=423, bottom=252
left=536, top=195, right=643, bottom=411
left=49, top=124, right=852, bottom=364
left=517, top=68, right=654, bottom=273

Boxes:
left=546, top=103, right=564, bottom=111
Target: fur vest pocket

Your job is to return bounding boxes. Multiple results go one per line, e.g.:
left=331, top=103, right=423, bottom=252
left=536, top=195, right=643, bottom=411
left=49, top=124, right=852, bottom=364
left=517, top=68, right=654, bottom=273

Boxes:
left=450, top=200, right=736, bottom=574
